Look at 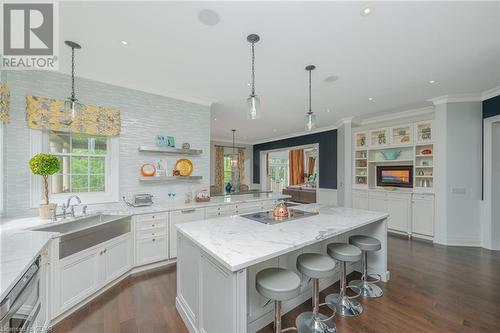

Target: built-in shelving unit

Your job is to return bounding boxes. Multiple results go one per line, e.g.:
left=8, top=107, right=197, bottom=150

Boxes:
left=353, top=120, right=435, bottom=192
left=139, top=176, right=203, bottom=182
left=138, top=145, right=203, bottom=155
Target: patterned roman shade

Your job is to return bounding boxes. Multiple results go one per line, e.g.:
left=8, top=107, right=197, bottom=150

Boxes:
left=0, top=83, right=10, bottom=123
left=25, top=95, right=121, bottom=136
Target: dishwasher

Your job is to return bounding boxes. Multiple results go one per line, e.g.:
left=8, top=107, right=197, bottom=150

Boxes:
left=0, top=256, right=41, bottom=332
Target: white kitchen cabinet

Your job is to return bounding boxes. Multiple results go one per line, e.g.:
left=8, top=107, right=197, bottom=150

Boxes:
left=134, top=213, right=168, bottom=265
left=103, top=235, right=132, bottom=284
left=169, top=208, right=205, bottom=258
left=54, top=233, right=132, bottom=316
left=352, top=190, right=368, bottom=210
left=412, top=194, right=435, bottom=237
left=368, top=191, right=411, bottom=234
left=56, top=248, right=100, bottom=314
left=205, top=204, right=237, bottom=218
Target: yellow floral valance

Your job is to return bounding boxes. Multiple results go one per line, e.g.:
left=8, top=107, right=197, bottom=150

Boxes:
left=26, top=95, right=121, bottom=136
left=0, top=83, right=10, bottom=124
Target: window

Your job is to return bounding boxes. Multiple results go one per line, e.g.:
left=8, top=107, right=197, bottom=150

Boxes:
left=49, top=131, right=107, bottom=194
left=30, top=129, right=119, bottom=206
left=223, top=155, right=234, bottom=184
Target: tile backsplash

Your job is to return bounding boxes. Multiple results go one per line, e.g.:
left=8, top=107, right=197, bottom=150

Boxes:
left=2, top=70, right=210, bottom=218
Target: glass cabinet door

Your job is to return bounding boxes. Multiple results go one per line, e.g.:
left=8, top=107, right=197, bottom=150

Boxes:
left=415, top=121, right=433, bottom=143
left=355, top=132, right=368, bottom=149
left=369, top=128, right=389, bottom=147
left=391, top=125, right=412, bottom=145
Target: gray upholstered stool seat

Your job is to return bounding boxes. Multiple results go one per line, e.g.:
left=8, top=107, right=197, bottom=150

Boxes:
left=327, top=243, right=362, bottom=262
left=349, top=235, right=381, bottom=252
left=256, top=268, right=301, bottom=333
left=295, top=253, right=337, bottom=332
left=296, top=253, right=336, bottom=279
left=349, top=235, right=384, bottom=298
left=256, top=267, right=301, bottom=301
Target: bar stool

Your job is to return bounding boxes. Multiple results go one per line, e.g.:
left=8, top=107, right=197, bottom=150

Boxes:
left=325, top=243, right=363, bottom=317
left=295, top=253, right=337, bottom=333
left=256, top=267, right=301, bottom=333
left=348, top=235, right=383, bottom=298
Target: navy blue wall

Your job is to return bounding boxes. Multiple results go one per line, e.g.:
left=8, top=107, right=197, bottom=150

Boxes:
left=253, top=130, right=337, bottom=189
left=483, top=95, right=500, bottom=119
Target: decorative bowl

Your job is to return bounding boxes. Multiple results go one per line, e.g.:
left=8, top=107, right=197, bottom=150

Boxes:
left=381, top=150, right=401, bottom=160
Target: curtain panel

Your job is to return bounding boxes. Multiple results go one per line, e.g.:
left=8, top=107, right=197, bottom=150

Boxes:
left=25, top=95, right=121, bottom=136
left=215, top=146, right=225, bottom=193
left=238, top=148, right=245, bottom=185
left=289, top=149, right=304, bottom=185
left=0, top=83, right=10, bottom=124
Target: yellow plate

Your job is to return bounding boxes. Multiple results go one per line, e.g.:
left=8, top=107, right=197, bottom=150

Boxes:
left=175, top=158, right=193, bottom=176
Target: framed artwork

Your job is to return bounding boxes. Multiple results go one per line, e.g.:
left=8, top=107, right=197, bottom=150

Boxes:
left=167, top=136, right=175, bottom=148
left=156, top=135, right=175, bottom=148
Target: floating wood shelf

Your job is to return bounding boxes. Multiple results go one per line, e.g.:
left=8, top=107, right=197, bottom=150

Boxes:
left=139, top=176, right=203, bottom=182
left=138, top=145, right=202, bottom=155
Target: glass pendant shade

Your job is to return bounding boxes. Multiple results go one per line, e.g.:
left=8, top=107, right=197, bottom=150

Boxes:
left=305, top=112, right=316, bottom=131
left=247, top=94, right=261, bottom=120
left=61, top=98, right=82, bottom=126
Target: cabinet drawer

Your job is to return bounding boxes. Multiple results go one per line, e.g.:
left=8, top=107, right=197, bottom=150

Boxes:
left=135, top=212, right=168, bottom=223
left=135, top=220, right=167, bottom=231
left=136, top=228, right=167, bottom=239
left=136, top=235, right=168, bottom=266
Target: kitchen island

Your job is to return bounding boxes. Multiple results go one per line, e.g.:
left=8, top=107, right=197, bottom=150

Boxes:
left=176, top=204, right=389, bottom=333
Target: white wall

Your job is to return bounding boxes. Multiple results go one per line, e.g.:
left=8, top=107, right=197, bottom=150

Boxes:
left=209, top=140, right=253, bottom=187
left=441, top=102, right=483, bottom=246
left=2, top=70, right=210, bottom=218
left=491, top=122, right=500, bottom=249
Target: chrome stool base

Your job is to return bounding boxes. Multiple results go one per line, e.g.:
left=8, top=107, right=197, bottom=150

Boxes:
left=349, top=279, right=383, bottom=298
left=325, top=293, right=363, bottom=317
left=296, top=312, right=336, bottom=333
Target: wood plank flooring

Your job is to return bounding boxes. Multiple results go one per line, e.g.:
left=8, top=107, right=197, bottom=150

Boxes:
left=53, top=236, right=500, bottom=333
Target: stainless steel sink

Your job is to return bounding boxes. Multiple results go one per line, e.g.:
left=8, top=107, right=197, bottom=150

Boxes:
left=35, top=214, right=131, bottom=259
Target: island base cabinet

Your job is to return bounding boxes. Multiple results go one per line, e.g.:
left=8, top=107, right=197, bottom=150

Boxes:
left=53, top=233, right=132, bottom=318
left=176, top=234, right=246, bottom=333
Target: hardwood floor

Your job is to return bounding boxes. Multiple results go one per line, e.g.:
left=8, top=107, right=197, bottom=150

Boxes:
left=53, top=236, right=500, bottom=333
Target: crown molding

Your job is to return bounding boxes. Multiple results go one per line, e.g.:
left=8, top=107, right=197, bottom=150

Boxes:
left=429, top=93, right=483, bottom=105
left=355, top=106, right=434, bottom=125
left=482, top=86, right=500, bottom=101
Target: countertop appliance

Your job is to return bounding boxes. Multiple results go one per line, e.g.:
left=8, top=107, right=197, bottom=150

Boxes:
left=123, top=193, right=154, bottom=207
left=242, top=208, right=318, bottom=225
left=0, top=256, right=41, bottom=332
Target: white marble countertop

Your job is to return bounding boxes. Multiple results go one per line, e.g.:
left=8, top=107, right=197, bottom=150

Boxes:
left=0, top=193, right=289, bottom=232
left=0, top=229, right=57, bottom=300
left=176, top=204, right=389, bottom=272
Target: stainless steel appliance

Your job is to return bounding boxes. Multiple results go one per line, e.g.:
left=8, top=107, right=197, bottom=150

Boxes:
left=123, top=193, right=154, bottom=207
left=241, top=208, right=318, bottom=225
left=0, top=257, right=41, bottom=332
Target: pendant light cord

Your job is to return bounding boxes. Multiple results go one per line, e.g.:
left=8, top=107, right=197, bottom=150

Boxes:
left=251, top=42, right=255, bottom=96
left=232, top=129, right=236, bottom=153
left=308, top=69, right=312, bottom=114
left=71, top=46, right=76, bottom=101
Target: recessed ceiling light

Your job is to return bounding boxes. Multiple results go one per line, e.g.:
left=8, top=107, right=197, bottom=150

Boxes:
left=247, top=83, right=251, bottom=87
left=120, top=40, right=128, bottom=45
left=198, top=9, right=220, bottom=26
left=428, top=80, right=437, bottom=84
left=368, top=97, right=374, bottom=101
left=361, top=6, right=374, bottom=16
left=324, top=75, right=339, bottom=83
left=326, top=108, right=331, bottom=113
left=213, top=118, right=217, bottom=121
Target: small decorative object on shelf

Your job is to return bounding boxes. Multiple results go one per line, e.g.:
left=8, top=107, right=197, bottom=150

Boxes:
left=381, top=150, right=401, bottom=160
left=420, top=148, right=432, bottom=155
left=172, top=169, right=181, bottom=176
left=175, top=158, right=193, bottom=176
left=195, top=189, right=210, bottom=202
left=225, top=182, right=233, bottom=193
left=182, top=142, right=190, bottom=150
left=156, top=160, right=167, bottom=177
left=156, top=135, right=175, bottom=148
left=141, top=163, right=156, bottom=177
left=167, top=136, right=175, bottom=147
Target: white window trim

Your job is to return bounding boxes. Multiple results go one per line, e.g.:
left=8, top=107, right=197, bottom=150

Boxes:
left=29, top=129, right=119, bottom=207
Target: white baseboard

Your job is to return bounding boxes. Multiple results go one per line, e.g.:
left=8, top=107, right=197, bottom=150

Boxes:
left=442, top=236, right=481, bottom=247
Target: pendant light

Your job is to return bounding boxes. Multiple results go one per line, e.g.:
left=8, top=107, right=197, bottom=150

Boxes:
left=60, top=40, right=82, bottom=126
left=230, top=129, right=239, bottom=167
left=246, top=34, right=261, bottom=120
left=304, top=65, right=317, bottom=131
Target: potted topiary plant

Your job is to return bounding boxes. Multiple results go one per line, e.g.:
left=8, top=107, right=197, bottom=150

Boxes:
left=29, top=153, right=60, bottom=219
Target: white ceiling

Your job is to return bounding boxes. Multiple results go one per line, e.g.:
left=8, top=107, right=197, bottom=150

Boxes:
left=58, top=1, right=500, bottom=143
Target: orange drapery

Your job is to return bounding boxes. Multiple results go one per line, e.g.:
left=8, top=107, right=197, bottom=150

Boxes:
left=308, top=157, right=316, bottom=176
left=289, top=149, right=304, bottom=185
